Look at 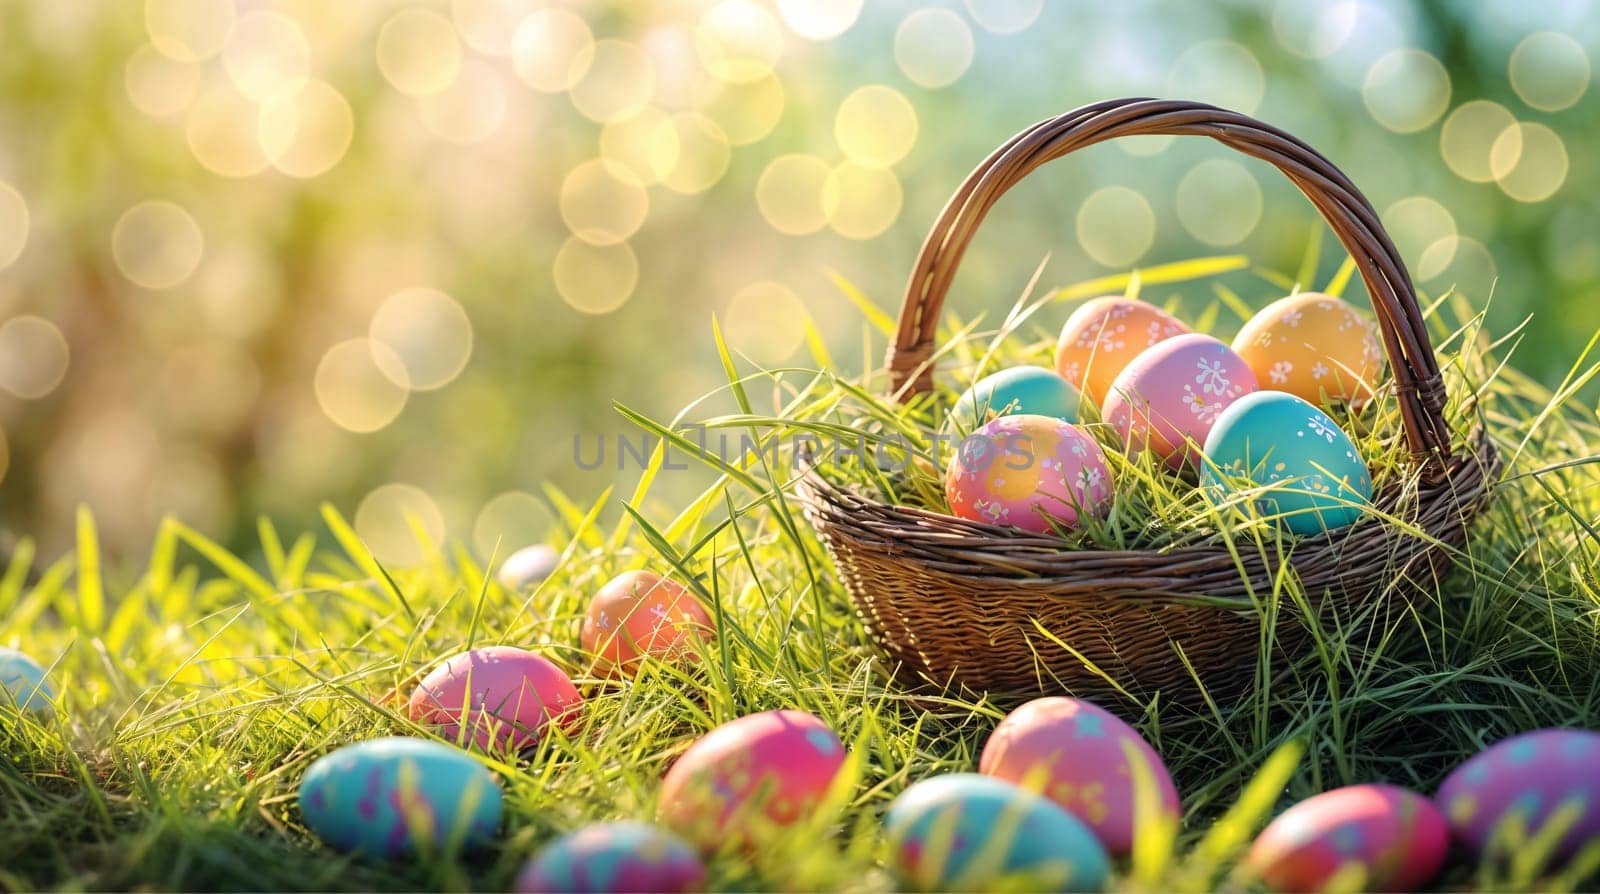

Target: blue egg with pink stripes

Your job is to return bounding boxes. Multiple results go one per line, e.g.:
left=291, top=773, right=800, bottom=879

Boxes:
left=298, top=737, right=502, bottom=857
left=515, top=822, right=707, bottom=894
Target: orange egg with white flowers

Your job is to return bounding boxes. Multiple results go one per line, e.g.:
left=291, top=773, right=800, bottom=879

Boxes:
left=583, top=571, right=715, bottom=674
left=1054, top=296, right=1191, bottom=406
left=1231, top=292, right=1384, bottom=407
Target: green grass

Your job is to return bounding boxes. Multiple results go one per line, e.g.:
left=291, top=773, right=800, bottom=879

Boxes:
left=4, top=253, right=1600, bottom=892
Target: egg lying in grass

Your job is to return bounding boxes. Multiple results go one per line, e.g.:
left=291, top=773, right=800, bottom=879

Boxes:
left=1232, top=292, right=1383, bottom=407
left=498, top=544, right=559, bottom=589
left=1202, top=391, right=1372, bottom=536
left=298, top=737, right=503, bottom=857
left=582, top=571, right=716, bottom=675
left=944, top=414, right=1112, bottom=534
left=1245, top=783, right=1448, bottom=893
left=408, top=646, right=582, bottom=752
left=0, top=646, right=54, bottom=715
left=1054, top=296, right=1191, bottom=406
left=515, top=821, right=707, bottom=894
left=979, top=697, right=1180, bottom=856
left=884, top=773, right=1110, bottom=893
left=950, top=366, right=1081, bottom=430
left=657, top=709, right=846, bottom=851
left=1436, top=728, right=1600, bottom=867
left=1101, top=333, right=1258, bottom=471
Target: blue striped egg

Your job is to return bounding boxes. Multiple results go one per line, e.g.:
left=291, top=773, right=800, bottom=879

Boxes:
left=884, top=774, right=1109, bottom=893
left=298, top=737, right=502, bottom=857
left=0, top=646, right=53, bottom=715
left=951, top=366, right=1081, bottom=430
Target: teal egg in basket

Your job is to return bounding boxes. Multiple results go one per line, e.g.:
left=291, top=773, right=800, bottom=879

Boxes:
left=950, top=366, right=1080, bottom=430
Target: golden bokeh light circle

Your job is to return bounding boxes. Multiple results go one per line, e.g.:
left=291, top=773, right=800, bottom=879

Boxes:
left=756, top=154, right=836, bottom=235
left=125, top=44, right=201, bottom=118
left=834, top=84, right=917, bottom=168
left=259, top=80, right=355, bottom=178
left=376, top=8, right=463, bottom=98
left=511, top=7, right=595, bottom=93
left=776, top=0, right=863, bottom=41
left=112, top=199, right=204, bottom=290
left=473, top=490, right=552, bottom=560
left=419, top=60, right=508, bottom=145
left=222, top=10, right=311, bottom=103
left=695, top=0, right=784, bottom=84
left=1176, top=159, right=1262, bottom=247
left=186, top=86, right=272, bottom=178
left=699, top=73, right=785, bottom=146
left=962, top=0, right=1042, bottom=35
left=1419, top=235, right=1496, bottom=305
left=145, top=0, right=236, bottom=62
left=1509, top=31, right=1590, bottom=112
left=370, top=287, right=475, bottom=391
left=570, top=39, right=656, bottom=124
left=1167, top=40, right=1264, bottom=115
left=1383, top=196, right=1457, bottom=280
left=723, top=281, right=809, bottom=364
left=895, top=8, right=974, bottom=89
left=599, top=107, right=679, bottom=187
left=560, top=159, right=650, bottom=245
left=355, top=482, right=446, bottom=568
left=1491, top=122, right=1568, bottom=203
left=1440, top=100, right=1518, bottom=184
left=0, top=316, right=70, bottom=400
left=825, top=162, right=901, bottom=240
left=1076, top=186, right=1155, bottom=269
left=314, top=337, right=411, bottom=433
left=452, top=0, right=537, bottom=58
left=553, top=238, right=639, bottom=315
left=1271, top=1, right=1358, bottom=60
left=1362, top=48, right=1450, bottom=133
left=661, top=114, right=731, bottom=195
left=0, top=180, right=27, bottom=271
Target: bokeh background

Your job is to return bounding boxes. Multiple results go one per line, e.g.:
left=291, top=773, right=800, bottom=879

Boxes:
left=0, top=0, right=1594, bottom=564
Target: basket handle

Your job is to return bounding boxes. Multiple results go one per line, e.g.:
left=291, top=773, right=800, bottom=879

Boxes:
left=886, top=97, right=1453, bottom=467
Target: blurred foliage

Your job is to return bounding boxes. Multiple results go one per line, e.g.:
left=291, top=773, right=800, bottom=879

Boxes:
left=0, top=0, right=1595, bottom=562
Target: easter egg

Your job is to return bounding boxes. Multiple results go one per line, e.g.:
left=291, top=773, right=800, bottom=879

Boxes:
left=499, top=544, right=559, bottom=589
left=0, top=646, right=54, bottom=715
left=884, top=773, right=1110, bottom=893
left=515, top=821, right=707, bottom=894
left=582, top=571, right=716, bottom=675
left=657, top=709, right=846, bottom=850
left=1245, top=784, right=1448, bottom=893
left=1054, top=296, right=1191, bottom=406
left=950, top=366, right=1081, bottom=430
left=409, top=646, right=582, bottom=752
left=298, top=736, right=503, bottom=857
left=979, top=697, right=1180, bottom=856
left=1102, top=333, right=1257, bottom=470
left=1232, top=292, right=1383, bottom=406
left=944, top=415, right=1112, bottom=533
left=1202, top=391, right=1372, bottom=536
left=1436, top=728, right=1600, bottom=864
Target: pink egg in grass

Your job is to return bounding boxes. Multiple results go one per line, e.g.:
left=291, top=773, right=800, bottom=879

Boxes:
left=408, top=646, right=582, bottom=752
left=1101, top=333, right=1258, bottom=471
left=1246, top=783, right=1449, bottom=893
left=944, top=414, right=1113, bottom=534
left=979, top=697, right=1180, bottom=856
left=657, top=709, right=847, bottom=852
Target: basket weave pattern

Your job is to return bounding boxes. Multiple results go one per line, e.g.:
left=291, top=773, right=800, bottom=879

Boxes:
left=799, top=98, right=1501, bottom=706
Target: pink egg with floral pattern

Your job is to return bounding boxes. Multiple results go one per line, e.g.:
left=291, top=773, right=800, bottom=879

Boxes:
left=979, top=697, right=1179, bottom=856
left=657, top=709, right=846, bottom=851
left=1436, top=728, right=1600, bottom=865
left=409, top=646, right=582, bottom=753
left=1246, top=784, right=1449, bottom=893
left=1101, top=333, right=1258, bottom=470
left=944, top=414, right=1113, bottom=534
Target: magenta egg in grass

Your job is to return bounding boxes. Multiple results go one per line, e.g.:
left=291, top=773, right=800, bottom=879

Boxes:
left=1245, top=783, right=1449, bottom=893
left=979, top=697, right=1179, bottom=856
left=515, top=821, right=707, bottom=894
left=657, top=709, right=847, bottom=851
left=1436, top=728, right=1600, bottom=865
left=944, top=415, right=1112, bottom=533
left=1101, top=333, right=1258, bottom=471
left=408, top=646, right=582, bottom=752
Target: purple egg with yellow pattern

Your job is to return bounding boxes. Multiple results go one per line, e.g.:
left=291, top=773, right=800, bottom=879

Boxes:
left=1245, top=783, right=1448, bottom=893
left=944, top=414, right=1112, bottom=534
left=515, top=821, right=707, bottom=894
left=1436, top=728, right=1600, bottom=864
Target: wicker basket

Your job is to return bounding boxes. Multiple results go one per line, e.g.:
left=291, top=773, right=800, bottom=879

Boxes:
left=798, top=98, right=1501, bottom=708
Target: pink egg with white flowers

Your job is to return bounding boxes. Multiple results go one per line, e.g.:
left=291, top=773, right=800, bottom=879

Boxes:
left=1246, top=783, right=1449, bottom=893
left=409, top=646, right=582, bottom=752
left=1102, top=333, right=1258, bottom=470
left=657, top=709, right=846, bottom=851
left=944, top=414, right=1112, bottom=533
left=979, top=697, right=1180, bottom=856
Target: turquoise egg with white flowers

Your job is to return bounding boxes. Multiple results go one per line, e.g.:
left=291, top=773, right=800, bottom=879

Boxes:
left=951, top=366, right=1080, bottom=431
left=0, top=646, right=54, bottom=715
left=1201, top=391, right=1372, bottom=536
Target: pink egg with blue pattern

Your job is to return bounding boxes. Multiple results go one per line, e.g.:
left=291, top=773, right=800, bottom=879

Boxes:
left=408, top=646, right=582, bottom=753
left=1101, top=333, right=1258, bottom=471
left=979, top=697, right=1180, bottom=856
left=944, top=414, right=1112, bottom=534
left=1245, top=783, right=1448, bottom=893
left=1436, top=728, right=1600, bottom=864
left=515, top=822, right=707, bottom=894
left=657, top=709, right=846, bottom=851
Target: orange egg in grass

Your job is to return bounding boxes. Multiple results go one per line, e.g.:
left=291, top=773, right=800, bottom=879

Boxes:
left=582, top=571, right=716, bottom=674
left=1231, top=292, right=1384, bottom=407
left=1054, top=296, right=1191, bottom=407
